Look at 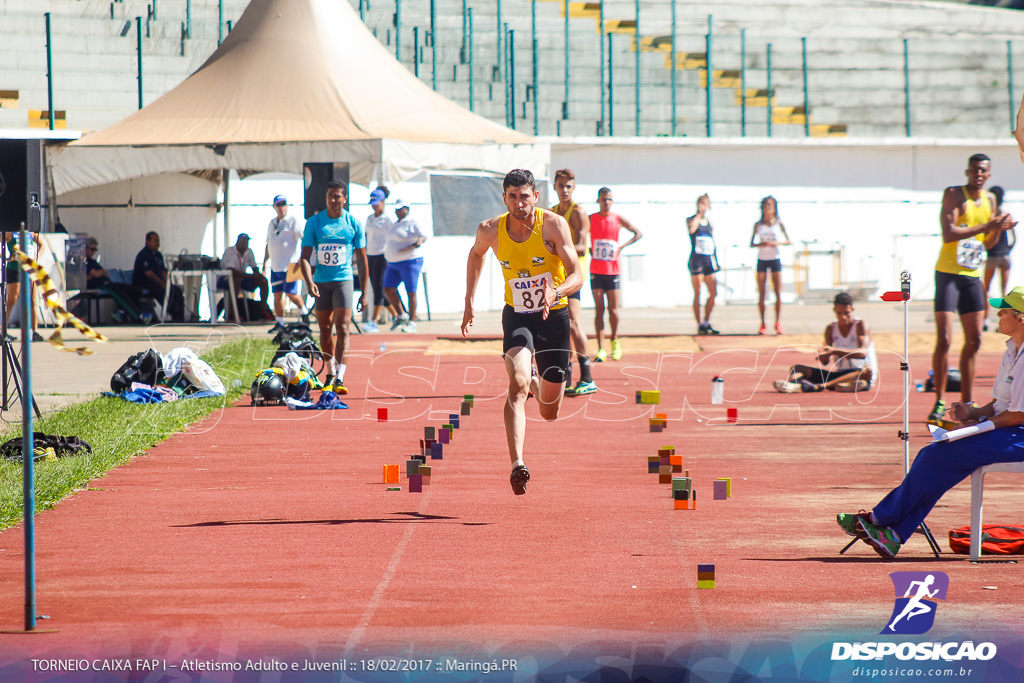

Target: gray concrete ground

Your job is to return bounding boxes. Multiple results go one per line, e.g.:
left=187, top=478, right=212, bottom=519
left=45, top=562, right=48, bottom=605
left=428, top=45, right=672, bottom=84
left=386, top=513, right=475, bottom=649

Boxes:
left=1, top=300, right=957, bottom=423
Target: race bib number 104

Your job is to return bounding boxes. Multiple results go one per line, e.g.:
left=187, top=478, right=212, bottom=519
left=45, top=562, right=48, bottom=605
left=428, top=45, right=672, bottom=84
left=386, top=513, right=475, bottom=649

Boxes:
left=509, top=274, right=550, bottom=313
left=592, top=239, right=617, bottom=261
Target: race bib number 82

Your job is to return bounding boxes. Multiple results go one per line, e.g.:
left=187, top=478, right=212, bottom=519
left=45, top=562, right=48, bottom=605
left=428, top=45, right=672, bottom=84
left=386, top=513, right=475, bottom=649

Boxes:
left=509, top=273, right=549, bottom=313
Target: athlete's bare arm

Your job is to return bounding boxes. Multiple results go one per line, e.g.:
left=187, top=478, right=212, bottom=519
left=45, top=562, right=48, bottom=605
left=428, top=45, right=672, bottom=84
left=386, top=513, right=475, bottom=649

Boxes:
left=540, top=211, right=583, bottom=319
left=615, top=215, right=643, bottom=259
left=687, top=215, right=700, bottom=234
left=354, top=246, right=369, bottom=312
left=776, top=224, right=792, bottom=247
left=940, top=186, right=1015, bottom=245
left=750, top=224, right=762, bottom=248
left=461, top=218, right=500, bottom=336
left=818, top=324, right=835, bottom=365
left=299, top=246, right=319, bottom=298
left=571, top=206, right=590, bottom=258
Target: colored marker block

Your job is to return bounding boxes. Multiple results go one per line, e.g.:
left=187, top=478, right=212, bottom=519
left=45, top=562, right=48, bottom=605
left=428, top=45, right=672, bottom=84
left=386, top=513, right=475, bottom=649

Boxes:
left=672, top=490, right=689, bottom=500
left=692, top=490, right=697, bottom=509
left=669, top=455, right=683, bottom=466
left=443, top=424, right=455, bottom=440
left=449, top=414, right=460, bottom=429
left=406, top=459, right=420, bottom=476
left=660, top=455, right=671, bottom=466
left=647, top=456, right=660, bottom=474
left=659, top=473, right=672, bottom=485
left=413, top=454, right=426, bottom=464
left=386, top=487, right=401, bottom=491
left=727, top=408, right=738, bottom=423
left=636, top=390, right=661, bottom=404
left=659, top=465, right=672, bottom=475
left=672, top=477, right=692, bottom=491
left=438, top=429, right=450, bottom=444
left=409, top=474, right=423, bottom=493
left=671, top=463, right=683, bottom=473
left=377, top=407, right=388, bottom=422
left=713, top=480, right=728, bottom=500
left=697, top=564, right=715, bottom=573
left=658, top=447, right=675, bottom=457
left=463, top=394, right=474, bottom=406
left=461, top=402, right=471, bottom=415
left=697, top=580, right=716, bottom=589
left=424, top=426, right=436, bottom=440
left=383, top=464, right=399, bottom=484
left=418, top=465, right=431, bottom=477
left=674, top=499, right=690, bottom=510
left=717, top=477, right=732, bottom=497
left=697, top=571, right=716, bottom=581
left=430, top=442, right=444, bottom=459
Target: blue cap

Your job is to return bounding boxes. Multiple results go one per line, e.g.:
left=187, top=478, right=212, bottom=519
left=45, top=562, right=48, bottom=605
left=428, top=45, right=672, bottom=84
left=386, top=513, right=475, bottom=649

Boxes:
left=369, top=189, right=386, bottom=206
left=273, top=195, right=287, bottom=205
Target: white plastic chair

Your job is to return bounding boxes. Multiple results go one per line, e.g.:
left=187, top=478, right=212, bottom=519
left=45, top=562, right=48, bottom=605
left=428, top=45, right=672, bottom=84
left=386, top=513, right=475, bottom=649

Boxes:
left=969, top=462, right=1024, bottom=560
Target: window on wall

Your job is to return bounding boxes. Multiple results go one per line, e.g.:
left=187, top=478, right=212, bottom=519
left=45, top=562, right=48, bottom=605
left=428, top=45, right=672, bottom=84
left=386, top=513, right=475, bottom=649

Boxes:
left=626, top=253, right=644, bottom=281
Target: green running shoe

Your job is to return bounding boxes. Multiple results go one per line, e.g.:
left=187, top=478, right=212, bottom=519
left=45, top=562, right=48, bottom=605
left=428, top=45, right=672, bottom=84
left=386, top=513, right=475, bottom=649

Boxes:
left=857, top=519, right=901, bottom=559
left=565, top=380, right=597, bottom=396
left=836, top=511, right=870, bottom=538
left=926, top=400, right=946, bottom=426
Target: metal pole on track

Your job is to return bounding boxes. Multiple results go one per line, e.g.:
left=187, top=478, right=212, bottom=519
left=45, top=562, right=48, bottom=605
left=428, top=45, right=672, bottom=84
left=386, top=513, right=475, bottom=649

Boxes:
left=634, top=0, right=640, bottom=136
left=468, top=8, right=474, bottom=111
left=670, top=0, right=676, bottom=136
left=136, top=16, right=144, bottom=110
left=705, top=14, right=712, bottom=138
left=563, top=0, right=569, bottom=120
left=45, top=14, right=54, bottom=131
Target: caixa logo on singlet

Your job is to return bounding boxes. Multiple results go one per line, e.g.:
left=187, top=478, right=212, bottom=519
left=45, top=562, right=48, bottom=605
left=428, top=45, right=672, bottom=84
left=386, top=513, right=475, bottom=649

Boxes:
left=831, top=571, right=997, bottom=662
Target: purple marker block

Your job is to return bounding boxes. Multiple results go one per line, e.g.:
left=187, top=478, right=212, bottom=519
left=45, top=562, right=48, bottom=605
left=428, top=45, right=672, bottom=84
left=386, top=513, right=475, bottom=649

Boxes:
left=409, top=474, right=423, bottom=493
left=439, top=429, right=450, bottom=444
left=430, top=442, right=443, bottom=459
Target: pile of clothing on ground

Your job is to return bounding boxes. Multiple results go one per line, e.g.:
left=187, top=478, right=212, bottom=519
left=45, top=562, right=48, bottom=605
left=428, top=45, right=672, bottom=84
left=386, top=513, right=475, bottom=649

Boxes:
left=105, top=347, right=225, bottom=403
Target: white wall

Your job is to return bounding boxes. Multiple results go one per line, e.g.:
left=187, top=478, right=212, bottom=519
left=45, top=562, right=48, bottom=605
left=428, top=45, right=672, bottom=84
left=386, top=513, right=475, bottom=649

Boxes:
left=54, top=138, right=1024, bottom=316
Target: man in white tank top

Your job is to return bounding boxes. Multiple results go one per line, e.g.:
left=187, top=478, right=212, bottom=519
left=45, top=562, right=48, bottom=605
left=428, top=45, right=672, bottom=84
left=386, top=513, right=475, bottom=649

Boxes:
left=772, top=292, right=877, bottom=393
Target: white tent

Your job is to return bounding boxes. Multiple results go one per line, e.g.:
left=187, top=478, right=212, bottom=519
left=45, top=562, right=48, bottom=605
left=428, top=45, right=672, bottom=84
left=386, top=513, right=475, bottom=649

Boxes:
left=47, top=0, right=548, bottom=195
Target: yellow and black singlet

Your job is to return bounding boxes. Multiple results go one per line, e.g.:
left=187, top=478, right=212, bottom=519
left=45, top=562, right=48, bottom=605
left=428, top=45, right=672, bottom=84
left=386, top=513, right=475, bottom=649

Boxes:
left=935, top=187, right=992, bottom=277
left=497, top=208, right=567, bottom=312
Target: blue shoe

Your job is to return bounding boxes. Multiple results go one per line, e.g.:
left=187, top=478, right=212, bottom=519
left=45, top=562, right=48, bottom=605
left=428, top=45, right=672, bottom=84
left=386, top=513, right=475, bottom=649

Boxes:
left=363, top=321, right=379, bottom=333
left=565, top=380, right=597, bottom=396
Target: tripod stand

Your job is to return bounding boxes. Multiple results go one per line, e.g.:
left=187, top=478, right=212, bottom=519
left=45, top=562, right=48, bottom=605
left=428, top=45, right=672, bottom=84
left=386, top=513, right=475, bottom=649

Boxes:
left=1, top=235, right=40, bottom=419
left=840, top=271, right=940, bottom=557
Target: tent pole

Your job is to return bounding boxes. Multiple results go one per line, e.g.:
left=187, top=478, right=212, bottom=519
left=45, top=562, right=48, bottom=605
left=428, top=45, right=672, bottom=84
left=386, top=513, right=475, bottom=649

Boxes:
left=222, top=170, right=231, bottom=252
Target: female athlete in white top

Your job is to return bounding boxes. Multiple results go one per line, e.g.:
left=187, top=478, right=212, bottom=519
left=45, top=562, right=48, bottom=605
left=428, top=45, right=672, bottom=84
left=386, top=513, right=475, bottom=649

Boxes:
left=749, top=196, right=791, bottom=335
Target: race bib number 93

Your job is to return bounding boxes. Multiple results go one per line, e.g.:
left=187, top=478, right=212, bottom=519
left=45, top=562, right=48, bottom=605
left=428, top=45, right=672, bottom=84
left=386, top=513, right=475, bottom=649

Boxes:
left=317, top=243, right=348, bottom=267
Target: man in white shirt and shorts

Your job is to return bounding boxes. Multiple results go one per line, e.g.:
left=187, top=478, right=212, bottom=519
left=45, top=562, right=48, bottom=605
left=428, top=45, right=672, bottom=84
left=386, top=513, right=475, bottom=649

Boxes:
left=263, top=194, right=309, bottom=331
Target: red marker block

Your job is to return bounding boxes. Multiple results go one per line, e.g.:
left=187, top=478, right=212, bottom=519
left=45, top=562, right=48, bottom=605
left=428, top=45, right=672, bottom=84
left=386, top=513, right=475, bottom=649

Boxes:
left=880, top=291, right=906, bottom=302
left=377, top=407, right=388, bottom=422
left=727, top=408, right=738, bottom=423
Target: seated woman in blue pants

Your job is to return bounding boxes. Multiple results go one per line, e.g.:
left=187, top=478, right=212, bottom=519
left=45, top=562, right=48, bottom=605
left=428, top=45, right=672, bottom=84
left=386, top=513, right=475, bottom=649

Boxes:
left=837, top=285, right=1024, bottom=559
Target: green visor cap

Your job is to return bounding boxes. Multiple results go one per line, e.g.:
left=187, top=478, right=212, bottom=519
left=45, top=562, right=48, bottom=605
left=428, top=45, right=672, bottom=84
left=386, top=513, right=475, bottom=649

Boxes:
left=989, top=285, right=1024, bottom=313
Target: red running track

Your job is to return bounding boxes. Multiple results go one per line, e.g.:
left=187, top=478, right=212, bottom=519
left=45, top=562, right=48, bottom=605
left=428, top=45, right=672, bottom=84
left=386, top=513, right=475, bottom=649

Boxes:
left=0, top=334, right=1022, bottom=674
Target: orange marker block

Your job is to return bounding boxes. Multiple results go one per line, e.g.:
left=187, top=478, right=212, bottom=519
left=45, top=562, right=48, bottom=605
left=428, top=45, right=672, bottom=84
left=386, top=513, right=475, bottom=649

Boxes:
left=674, top=499, right=690, bottom=510
left=383, top=464, right=399, bottom=484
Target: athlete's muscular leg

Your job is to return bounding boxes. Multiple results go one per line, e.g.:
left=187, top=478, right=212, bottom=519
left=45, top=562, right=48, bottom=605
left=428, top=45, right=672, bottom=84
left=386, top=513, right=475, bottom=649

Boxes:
left=273, top=291, right=285, bottom=319
left=959, top=310, right=984, bottom=404
left=333, top=306, right=353, bottom=368
left=537, top=377, right=565, bottom=422
left=932, top=311, right=954, bottom=402
left=703, top=274, right=717, bottom=322
left=607, top=289, right=621, bottom=342
left=567, top=297, right=588, bottom=360
left=771, top=269, right=783, bottom=322
left=316, top=309, right=335, bottom=369
left=756, top=271, right=768, bottom=325
left=503, top=347, right=534, bottom=465
left=593, top=288, right=607, bottom=353
left=691, top=274, right=703, bottom=326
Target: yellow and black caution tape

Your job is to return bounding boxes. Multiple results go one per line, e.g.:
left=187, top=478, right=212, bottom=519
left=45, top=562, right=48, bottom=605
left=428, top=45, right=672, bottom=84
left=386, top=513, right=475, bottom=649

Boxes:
left=13, top=246, right=109, bottom=354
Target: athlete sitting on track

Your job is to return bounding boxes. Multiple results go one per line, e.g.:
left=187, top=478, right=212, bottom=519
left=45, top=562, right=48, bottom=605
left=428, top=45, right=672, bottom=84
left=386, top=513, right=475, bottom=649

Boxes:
left=773, top=292, right=876, bottom=393
left=462, top=169, right=584, bottom=495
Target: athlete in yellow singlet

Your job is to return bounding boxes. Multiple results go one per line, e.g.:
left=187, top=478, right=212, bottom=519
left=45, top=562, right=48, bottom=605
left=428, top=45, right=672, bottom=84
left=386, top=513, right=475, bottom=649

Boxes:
left=552, top=169, right=596, bottom=396
left=462, top=169, right=584, bottom=495
left=929, top=153, right=1016, bottom=424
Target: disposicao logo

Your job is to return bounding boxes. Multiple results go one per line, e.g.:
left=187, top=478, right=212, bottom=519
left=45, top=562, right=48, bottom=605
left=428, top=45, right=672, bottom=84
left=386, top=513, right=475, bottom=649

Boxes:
left=831, top=570, right=997, bottom=663
left=882, top=571, right=948, bottom=635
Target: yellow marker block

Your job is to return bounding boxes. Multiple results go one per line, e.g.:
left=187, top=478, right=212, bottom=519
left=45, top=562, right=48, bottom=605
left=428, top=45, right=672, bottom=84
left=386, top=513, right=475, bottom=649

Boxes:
left=716, top=477, right=732, bottom=498
left=697, top=580, right=716, bottom=589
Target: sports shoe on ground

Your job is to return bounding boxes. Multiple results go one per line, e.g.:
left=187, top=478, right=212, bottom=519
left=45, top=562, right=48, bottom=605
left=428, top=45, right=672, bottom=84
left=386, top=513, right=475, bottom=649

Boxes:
left=565, top=380, right=597, bottom=396
left=111, top=309, right=127, bottom=324
left=362, top=321, right=379, bottom=333
left=836, top=511, right=871, bottom=538
left=772, top=379, right=801, bottom=393
left=775, top=322, right=785, bottom=335
left=510, top=464, right=531, bottom=495
left=983, top=318, right=990, bottom=332
left=800, top=379, right=824, bottom=393
left=268, top=322, right=284, bottom=334
left=401, top=321, right=417, bottom=333
left=758, top=323, right=767, bottom=335
left=611, top=339, right=622, bottom=360
left=926, top=400, right=946, bottom=425
left=322, top=374, right=335, bottom=390
left=704, top=324, right=720, bottom=335
left=595, top=348, right=607, bottom=362
left=697, top=323, right=709, bottom=335
left=31, top=331, right=44, bottom=342
left=857, top=518, right=901, bottom=559
left=332, top=380, right=349, bottom=395
left=299, top=312, right=312, bottom=324
left=390, top=314, right=410, bottom=331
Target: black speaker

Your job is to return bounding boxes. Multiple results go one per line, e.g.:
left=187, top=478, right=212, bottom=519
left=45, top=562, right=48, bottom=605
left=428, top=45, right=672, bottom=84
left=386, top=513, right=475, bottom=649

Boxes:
left=0, top=140, right=27, bottom=231
left=303, top=162, right=349, bottom=219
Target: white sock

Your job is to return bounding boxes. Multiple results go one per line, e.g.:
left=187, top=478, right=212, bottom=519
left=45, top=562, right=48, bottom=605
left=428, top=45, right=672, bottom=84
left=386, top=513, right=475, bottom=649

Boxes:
left=335, top=362, right=346, bottom=382
left=329, top=358, right=338, bottom=375
left=513, top=458, right=524, bottom=468
left=276, top=316, right=285, bottom=325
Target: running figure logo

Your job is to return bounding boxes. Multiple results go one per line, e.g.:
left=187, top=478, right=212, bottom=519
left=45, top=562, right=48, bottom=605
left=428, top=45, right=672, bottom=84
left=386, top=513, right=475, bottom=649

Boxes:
left=882, top=571, right=949, bottom=635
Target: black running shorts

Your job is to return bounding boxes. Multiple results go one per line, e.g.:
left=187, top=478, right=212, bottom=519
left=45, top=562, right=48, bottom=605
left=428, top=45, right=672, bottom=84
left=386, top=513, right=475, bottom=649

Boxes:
left=502, top=305, right=571, bottom=384
left=757, top=259, right=782, bottom=273
left=590, top=273, right=620, bottom=291
left=689, top=254, right=720, bottom=276
left=933, top=271, right=985, bottom=314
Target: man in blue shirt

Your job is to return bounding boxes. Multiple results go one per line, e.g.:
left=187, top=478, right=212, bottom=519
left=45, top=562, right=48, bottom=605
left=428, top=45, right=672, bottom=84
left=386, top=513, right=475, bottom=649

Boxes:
left=132, top=231, right=184, bottom=322
left=300, top=180, right=368, bottom=395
